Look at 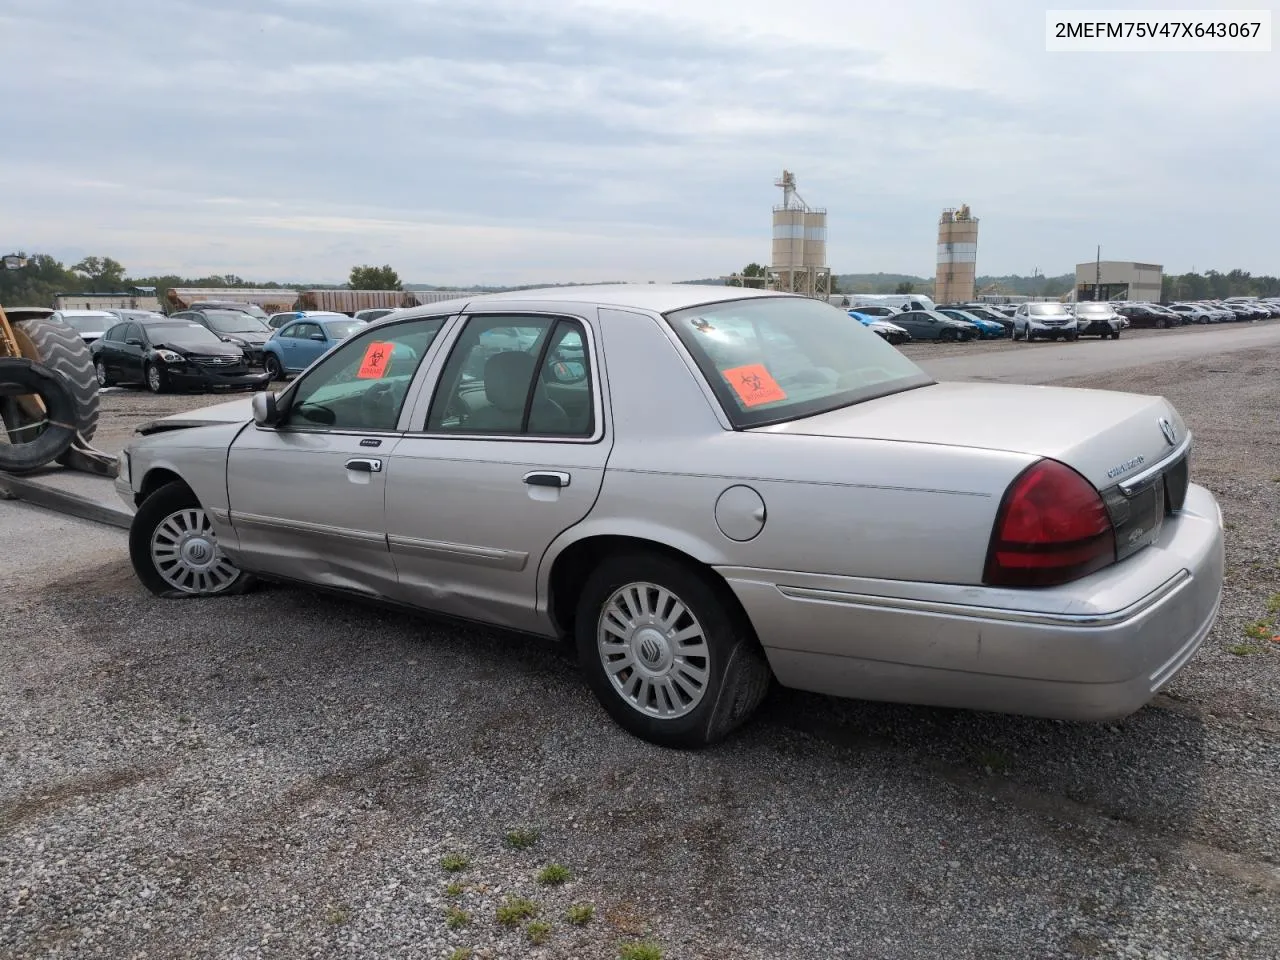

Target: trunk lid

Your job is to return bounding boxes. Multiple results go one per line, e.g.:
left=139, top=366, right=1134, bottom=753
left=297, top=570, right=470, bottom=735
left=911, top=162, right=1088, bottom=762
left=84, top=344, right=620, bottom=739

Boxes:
left=755, top=382, right=1191, bottom=559
left=753, top=382, right=1186, bottom=491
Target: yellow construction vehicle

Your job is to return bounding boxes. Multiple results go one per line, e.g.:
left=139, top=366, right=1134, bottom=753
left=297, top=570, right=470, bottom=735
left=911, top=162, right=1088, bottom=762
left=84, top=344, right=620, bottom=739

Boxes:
left=1, top=261, right=117, bottom=477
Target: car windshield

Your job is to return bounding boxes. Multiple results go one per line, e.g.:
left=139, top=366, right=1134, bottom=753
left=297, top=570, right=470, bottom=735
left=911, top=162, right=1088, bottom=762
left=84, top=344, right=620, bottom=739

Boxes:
left=1075, top=304, right=1112, bottom=314
left=321, top=320, right=365, bottom=339
left=59, top=314, right=113, bottom=332
left=1029, top=304, right=1068, bottom=316
left=943, top=310, right=983, bottom=323
left=145, top=322, right=223, bottom=347
left=206, top=311, right=270, bottom=334
left=666, top=297, right=933, bottom=428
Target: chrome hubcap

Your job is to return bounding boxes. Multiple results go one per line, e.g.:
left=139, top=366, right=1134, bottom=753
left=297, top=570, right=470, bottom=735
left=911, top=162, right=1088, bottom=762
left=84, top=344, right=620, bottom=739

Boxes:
left=597, top=581, right=710, bottom=719
left=150, top=508, right=240, bottom=594
left=95, top=363, right=107, bottom=385
left=147, top=367, right=160, bottom=390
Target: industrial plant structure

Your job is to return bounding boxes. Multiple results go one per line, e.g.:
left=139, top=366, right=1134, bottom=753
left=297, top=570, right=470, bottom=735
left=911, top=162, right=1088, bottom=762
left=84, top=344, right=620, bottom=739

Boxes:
left=725, top=170, right=831, bottom=299
left=1074, top=260, right=1163, bottom=303
left=935, top=205, right=979, bottom=304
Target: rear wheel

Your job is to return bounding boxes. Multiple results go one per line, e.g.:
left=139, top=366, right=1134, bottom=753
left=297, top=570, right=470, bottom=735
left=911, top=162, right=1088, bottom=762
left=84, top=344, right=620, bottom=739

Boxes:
left=574, top=552, right=772, bottom=748
left=263, top=352, right=284, bottom=381
left=129, top=481, right=254, bottom=598
left=95, top=359, right=114, bottom=387
left=13, top=316, right=99, bottom=465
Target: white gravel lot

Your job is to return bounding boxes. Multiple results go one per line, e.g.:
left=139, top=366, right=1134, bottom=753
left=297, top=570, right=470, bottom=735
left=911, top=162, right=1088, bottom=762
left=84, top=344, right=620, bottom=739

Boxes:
left=1, top=339, right=1277, bottom=960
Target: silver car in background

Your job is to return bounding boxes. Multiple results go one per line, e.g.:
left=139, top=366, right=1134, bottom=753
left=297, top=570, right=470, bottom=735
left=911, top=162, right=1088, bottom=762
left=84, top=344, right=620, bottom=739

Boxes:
left=1073, top=302, right=1125, bottom=339
left=117, top=286, right=1224, bottom=748
left=1012, top=302, right=1079, bottom=341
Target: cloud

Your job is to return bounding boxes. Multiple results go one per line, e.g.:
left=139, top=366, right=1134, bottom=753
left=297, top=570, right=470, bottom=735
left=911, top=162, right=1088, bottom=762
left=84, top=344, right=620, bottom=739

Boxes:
left=1, top=0, right=1275, bottom=283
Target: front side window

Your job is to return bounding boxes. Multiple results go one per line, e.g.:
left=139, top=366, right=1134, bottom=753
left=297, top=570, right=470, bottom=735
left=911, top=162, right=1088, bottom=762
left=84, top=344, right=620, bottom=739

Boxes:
left=667, top=297, right=932, bottom=428
left=286, top=317, right=445, bottom=432
left=426, top=315, right=594, bottom=437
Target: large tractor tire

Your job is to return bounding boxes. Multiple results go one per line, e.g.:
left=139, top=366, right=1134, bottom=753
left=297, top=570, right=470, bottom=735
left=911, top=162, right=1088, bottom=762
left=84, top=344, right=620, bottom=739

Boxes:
left=0, top=358, right=78, bottom=474
left=12, top=316, right=100, bottom=467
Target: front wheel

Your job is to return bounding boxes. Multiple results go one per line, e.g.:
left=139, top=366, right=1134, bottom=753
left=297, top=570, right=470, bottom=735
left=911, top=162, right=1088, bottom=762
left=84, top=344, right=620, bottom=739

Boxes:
left=145, top=363, right=167, bottom=394
left=129, top=481, right=254, bottom=598
left=574, top=553, right=772, bottom=748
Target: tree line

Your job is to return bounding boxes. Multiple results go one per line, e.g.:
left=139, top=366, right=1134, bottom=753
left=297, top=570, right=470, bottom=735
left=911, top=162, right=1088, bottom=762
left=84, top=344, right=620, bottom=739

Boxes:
left=0, top=251, right=404, bottom=308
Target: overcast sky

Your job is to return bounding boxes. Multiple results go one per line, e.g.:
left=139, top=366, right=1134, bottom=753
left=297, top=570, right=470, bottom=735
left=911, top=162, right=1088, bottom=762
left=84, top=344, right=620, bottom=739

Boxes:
left=2, top=0, right=1275, bottom=285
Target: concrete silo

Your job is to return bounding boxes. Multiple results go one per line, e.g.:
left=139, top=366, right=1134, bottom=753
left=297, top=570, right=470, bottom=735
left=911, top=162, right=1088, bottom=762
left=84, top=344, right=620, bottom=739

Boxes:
left=935, top=205, right=979, bottom=304
left=768, top=170, right=831, bottom=299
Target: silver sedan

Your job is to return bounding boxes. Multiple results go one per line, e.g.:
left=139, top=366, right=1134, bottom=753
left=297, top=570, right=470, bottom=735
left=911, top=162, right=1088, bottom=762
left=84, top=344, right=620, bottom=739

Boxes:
left=118, top=286, right=1225, bottom=747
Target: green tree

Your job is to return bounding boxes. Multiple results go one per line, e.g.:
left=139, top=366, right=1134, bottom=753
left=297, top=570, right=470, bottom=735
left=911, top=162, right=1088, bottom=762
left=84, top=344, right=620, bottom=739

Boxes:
left=741, top=262, right=766, bottom=279
left=348, top=264, right=402, bottom=290
left=72, top=256, right=126, bottom=290
left=894, top=281, right=915, bottom=295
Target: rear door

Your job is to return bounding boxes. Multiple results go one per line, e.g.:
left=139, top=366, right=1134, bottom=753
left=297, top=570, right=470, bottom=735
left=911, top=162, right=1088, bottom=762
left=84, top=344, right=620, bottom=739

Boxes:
left=386, top=308, right=611, bottom=633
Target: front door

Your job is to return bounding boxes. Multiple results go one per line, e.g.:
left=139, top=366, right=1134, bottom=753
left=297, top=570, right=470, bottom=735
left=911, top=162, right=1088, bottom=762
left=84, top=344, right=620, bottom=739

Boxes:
left=385, top=312, right=610, bottom=633
left=225, top=315, right=449, bottom=596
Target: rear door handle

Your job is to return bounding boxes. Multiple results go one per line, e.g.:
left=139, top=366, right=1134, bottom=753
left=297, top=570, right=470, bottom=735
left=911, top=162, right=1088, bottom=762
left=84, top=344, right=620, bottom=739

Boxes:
left=523, top=471, right=570, bottom=489
left=346, top=458, right=383, bottom=473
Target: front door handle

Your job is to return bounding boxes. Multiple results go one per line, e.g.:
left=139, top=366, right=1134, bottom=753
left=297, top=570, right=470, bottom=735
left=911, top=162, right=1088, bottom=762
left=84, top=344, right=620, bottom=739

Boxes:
left=523, top=470, right=570, bottom=489
left=346, top=458, right=383, bottom=473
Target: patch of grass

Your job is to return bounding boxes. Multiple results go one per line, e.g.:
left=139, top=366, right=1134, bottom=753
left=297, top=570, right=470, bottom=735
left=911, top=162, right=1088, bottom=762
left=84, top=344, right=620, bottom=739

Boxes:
left=566, top=903, right=595, bottom=926
left=1265, top=593, right=1280, bottom=616
left=496, top=895, right=539, bottom=927
left=618, top=941, right=664, bottom=960
left=1243, top=620, right=1274, bottom=641
left=526, top=920, right=552, bottom=945
left=975, top=748, right=1011, bottom=773
left=448, top=949, right=474, bottom=960
left=445, top=881, right=465, bottom=898
left=324, top=906, right=350, bottom=926
left=505, top=827, right=540, bottom=850
left=536, top=863, right=571, bottom=886
left=445, top=906, right=471, bottom=930
left=440, top=853, right=470, bottom=873
left=1228, top=644, right=1266, bottom=657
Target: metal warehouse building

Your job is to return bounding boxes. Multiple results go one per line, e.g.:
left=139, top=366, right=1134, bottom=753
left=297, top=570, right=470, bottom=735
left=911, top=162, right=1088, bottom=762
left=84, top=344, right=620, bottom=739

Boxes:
left=1075, top=261, right=1163, bottom=302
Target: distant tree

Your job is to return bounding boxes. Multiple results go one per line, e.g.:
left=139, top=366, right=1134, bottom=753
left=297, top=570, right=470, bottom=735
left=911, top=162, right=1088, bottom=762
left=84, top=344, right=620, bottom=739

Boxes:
left=72, top=256, right=126, bottom=290
left=740, top=262, right=766, bottom=279
left=894, top=281, right=915, bottom=295
left=349, top=264, right=402, bottom=290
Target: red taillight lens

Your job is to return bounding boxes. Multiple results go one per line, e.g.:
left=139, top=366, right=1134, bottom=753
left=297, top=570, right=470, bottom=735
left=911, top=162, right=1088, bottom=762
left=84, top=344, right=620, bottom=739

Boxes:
left=984, top=459, right=1116, bottom=587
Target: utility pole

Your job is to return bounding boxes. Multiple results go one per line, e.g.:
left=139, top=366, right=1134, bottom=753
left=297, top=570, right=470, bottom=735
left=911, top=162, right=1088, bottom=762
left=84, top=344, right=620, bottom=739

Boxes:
left=1094, top=245, right=1101, bottom=302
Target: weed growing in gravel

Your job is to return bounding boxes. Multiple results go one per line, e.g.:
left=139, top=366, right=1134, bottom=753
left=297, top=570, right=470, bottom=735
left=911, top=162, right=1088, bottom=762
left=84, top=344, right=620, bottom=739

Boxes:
left=566, top=903, right=595, bottom=925
left=505, top=827, right=540, bottom=850
left=618, top=941, right=664, bottom=960
left=526, top=920, right=552, bottom=945
left=537, top=863, right=571, bottom=886
left=496, top=895, right=539, bottom=927
left=448, top=949, right=473, bottom=960
left=445, top=881, right=465, bottom=898
left=1266, top=593, right=1280, bottom=615
left=975, top=748, right=1011, bottom=773
left=1243, top=620, right=1275, bottom=641
left=445, top=906, right=471, bottom=930
left=1228, top=644, right=1266, bottom=656
left=440, top=853, right=471, bottom=873
left=324, top=906, right=350, bottom=926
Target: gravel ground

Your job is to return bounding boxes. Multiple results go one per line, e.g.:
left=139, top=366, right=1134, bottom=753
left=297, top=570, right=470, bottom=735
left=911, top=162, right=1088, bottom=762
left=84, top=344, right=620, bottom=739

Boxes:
left=2, top=344, right=1278, bottom=959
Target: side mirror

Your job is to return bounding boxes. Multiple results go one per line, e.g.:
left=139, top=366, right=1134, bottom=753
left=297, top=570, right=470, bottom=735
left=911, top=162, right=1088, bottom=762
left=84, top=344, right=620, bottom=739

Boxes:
left=310, top=333, right=326, bottom=341
left=251, top=391, right=281, bottom=427
left=125, top=338, right=143, bottom=346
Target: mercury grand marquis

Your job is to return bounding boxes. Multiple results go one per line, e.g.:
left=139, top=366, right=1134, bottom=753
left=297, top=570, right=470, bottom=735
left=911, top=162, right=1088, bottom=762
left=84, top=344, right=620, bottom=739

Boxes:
left=117, top=286, right=1225, bottom=748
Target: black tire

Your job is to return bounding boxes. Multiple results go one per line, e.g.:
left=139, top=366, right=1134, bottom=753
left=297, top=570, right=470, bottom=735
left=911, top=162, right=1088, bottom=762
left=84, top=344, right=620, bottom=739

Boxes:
left=129, top=481, right=255, bottom=599
left=263, top=353, right=284, bottom=381
left=94, top=358, right=114, bottom=387
left=1113, top=330, right=1121, bottom=339
left=145, top=363, right=167, bottom=394
left=0, top=358, right=78, bottom=474
left=940, top=328, right=956, bottom=342
left=574, top=552, right=772, bottom=749
left=14, top=316, right=99, bottom=466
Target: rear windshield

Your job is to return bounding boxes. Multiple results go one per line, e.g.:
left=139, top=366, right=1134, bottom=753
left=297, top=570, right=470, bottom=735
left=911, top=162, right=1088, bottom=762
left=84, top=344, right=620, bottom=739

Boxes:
left=666, top=297, right=933, bottom=428
left=1030, top=304, right=1069, bottom=316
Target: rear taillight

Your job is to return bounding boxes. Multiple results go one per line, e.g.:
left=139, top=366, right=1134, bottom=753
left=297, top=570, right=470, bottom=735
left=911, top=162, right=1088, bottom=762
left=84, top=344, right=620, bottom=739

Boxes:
left=984, top=459, right=1116, bottom=587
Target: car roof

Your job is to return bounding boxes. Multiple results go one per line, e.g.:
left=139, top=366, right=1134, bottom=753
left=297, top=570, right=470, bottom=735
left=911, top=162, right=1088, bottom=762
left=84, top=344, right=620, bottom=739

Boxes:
left=389, top=283, right=794, bottom=319
left=59, top=309, right=117, bottom=316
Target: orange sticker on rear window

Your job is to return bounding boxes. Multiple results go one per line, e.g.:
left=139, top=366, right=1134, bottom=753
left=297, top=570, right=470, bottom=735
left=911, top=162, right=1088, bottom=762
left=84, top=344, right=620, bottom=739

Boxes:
left=356, top=342, right=394, bottom=379
left=722, top=363, right=787, bottom=407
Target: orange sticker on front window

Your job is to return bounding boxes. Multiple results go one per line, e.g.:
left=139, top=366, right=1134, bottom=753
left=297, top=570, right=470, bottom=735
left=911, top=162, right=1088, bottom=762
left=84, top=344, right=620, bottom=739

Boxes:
left=356, top=342, right=394, bottom=379
left=722, top=363, right=787, bottom=407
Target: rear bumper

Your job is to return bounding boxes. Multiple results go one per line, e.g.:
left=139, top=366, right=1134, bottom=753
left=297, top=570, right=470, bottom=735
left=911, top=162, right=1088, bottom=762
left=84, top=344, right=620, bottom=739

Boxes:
left=718, top=482, right=1225, bottom=722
